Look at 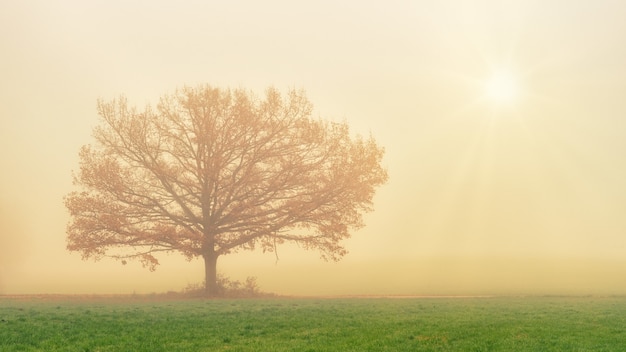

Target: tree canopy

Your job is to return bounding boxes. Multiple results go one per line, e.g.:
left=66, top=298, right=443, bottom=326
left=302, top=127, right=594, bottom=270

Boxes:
left=65, top=85, right=388, bottom=295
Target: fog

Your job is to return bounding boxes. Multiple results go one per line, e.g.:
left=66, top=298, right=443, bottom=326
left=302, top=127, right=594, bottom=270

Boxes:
left=2, top=0, right=626, bottom=296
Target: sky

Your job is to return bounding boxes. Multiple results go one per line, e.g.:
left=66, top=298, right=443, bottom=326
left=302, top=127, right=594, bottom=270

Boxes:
left=1, top=0, right=626, bottom=296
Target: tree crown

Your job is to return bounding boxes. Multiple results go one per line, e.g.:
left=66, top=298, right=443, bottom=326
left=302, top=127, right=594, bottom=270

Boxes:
left=65, top=85, right=388, bottom=269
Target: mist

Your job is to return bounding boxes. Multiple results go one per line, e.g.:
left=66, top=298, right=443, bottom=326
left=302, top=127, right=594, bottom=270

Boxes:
left=0, top=203, right=28, bottom=292
left=2, top=0, right=626, bottom=296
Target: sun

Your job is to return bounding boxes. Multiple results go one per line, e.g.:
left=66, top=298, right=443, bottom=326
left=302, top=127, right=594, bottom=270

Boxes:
left=484, top=69, right=519, bottom=104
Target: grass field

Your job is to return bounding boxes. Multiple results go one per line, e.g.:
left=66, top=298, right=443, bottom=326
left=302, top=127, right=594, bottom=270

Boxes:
left=1, top=295, right=626, bottom=351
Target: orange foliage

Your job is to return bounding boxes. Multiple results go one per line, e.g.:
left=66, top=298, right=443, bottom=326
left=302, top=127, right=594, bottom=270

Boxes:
left=65, top=85, right=387, bottom=292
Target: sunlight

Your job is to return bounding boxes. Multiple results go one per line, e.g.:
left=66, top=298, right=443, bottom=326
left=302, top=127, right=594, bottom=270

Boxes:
left=484, top=69, right=519, bottom=104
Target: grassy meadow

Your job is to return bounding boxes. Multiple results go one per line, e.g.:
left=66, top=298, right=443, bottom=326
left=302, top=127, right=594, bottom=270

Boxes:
left=1, top=295, right=625, bottom=351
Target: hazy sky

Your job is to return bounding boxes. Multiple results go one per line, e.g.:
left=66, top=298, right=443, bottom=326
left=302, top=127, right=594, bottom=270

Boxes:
left=2, top=0, right=626, bottom=295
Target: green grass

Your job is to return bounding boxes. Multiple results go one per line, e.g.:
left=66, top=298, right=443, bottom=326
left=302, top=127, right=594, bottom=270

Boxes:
left=1, top=295, right=626, bottom=351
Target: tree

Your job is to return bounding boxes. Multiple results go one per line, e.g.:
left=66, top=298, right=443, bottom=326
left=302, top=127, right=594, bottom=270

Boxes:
left=65, top=85, right=388, bottom=295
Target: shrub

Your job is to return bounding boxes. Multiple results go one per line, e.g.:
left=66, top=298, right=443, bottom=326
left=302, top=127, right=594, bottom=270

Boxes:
left=182, top=275, right=268, bottom=298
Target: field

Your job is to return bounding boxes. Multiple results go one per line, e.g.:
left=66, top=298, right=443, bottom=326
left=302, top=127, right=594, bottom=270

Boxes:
left=1, top=295, right=626, bottom=351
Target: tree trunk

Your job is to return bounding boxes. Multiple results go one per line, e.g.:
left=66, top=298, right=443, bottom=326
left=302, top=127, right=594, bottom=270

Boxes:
left=203, top=252, right=219, bottom=296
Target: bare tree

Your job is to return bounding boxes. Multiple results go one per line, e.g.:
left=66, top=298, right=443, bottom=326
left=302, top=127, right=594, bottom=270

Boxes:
left=65, top=85, right=388, bottom=295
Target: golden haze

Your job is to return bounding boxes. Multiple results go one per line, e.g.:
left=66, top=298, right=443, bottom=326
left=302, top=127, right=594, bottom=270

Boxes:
left=1, top=1, right=626, bottom=295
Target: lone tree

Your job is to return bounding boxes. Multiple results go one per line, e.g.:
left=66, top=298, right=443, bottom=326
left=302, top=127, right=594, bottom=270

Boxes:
left=65, top=85, right=388, bottom=295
